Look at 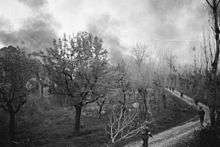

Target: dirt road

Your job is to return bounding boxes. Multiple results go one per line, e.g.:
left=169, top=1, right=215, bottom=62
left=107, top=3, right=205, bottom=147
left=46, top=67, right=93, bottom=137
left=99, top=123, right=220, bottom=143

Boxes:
left=124, top=89, right=210, bottom=147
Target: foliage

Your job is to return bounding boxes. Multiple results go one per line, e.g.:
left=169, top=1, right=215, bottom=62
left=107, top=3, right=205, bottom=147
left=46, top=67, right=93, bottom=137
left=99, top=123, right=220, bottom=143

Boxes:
left=0, top=46, right=38, bottom=139
left=38, top=32, right=109, bottom=132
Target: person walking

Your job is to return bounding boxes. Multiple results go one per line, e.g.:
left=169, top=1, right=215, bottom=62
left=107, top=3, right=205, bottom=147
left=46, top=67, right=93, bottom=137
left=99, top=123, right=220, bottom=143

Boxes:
left=180, top=92, right=183, bottom=97
left=162, top=94, right=167, bottom=109
left=198, top=106, right=205, bottom=127
left=141, top=125, right=152, bottom=147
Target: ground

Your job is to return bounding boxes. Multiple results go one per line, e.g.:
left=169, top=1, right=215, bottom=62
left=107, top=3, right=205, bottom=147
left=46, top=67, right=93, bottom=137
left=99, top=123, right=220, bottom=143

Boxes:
left=125, top=89, right=210, bottom=147
left=0, top=90, right=197, bottom=147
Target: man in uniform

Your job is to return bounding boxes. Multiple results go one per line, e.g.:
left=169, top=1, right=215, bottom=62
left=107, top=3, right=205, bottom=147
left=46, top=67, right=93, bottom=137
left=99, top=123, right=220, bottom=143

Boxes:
left=141, top=125, right=152, bottom=147
left=198, top=106, right=205, bottom=127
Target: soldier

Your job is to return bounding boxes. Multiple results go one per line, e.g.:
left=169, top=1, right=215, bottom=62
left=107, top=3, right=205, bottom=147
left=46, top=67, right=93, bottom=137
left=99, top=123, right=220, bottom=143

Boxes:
left=141, top=125, right=152, bottom=147
left=180, top=92, right=183, bottom=97
left=195, top=100, right=199, bottom=106
left=162, top=94, right=167, bottom=109
left=198, top=106, right=205, bottom=127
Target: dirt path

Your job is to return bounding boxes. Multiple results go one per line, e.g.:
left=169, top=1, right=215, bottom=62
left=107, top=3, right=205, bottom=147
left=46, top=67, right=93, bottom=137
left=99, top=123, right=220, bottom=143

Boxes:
left=124, top=89, right=210, bottom=147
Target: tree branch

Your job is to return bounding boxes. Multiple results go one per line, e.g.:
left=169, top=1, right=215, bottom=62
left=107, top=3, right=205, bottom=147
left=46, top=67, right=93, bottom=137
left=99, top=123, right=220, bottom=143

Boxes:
left=206, top=0, right=214, bottom=8
left=84, top=94, right=101, bottom=105
left=15, top=100, right=26, bottom=113
left=0, top=90, right=7, bottom=102
left=63, top=70, right=73, bottom=81
left=63, top=71, right=75, bottom=98
left=217, top=0, right=220, bottom=6
left=0, top=104, right=9, bottom=112
left=0, top=89, right=5, bottom=96
left=9, top=86, right=15, bottom=103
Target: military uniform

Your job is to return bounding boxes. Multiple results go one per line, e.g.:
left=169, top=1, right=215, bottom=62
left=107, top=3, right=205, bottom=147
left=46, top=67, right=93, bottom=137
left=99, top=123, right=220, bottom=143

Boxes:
left=141, top=127, right=152, bottom=147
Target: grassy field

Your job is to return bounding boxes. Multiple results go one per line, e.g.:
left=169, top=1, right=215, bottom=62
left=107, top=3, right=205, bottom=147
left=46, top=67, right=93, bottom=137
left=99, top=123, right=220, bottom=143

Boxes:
left=0, top=91, right=197, bottom=147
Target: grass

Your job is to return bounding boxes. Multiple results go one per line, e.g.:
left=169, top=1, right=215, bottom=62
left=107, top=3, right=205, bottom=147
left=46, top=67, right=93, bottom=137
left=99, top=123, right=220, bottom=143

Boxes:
left=150, top=91, right=197, bottom=134
left=116, top=91, right=198, bottom=146
left=0, top=91, right=197, bottom=147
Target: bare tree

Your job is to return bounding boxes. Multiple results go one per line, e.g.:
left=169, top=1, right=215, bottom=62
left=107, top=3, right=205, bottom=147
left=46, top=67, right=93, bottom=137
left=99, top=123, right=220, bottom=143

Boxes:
left=106, top=105, right=146, bottom=144
left=132, top=44, right=152, bottom=120
left=164, top=50, right=178, bottom=89
left=115, top=60, right=132, bottom=112
left=204, top=0, right=220, bottom=126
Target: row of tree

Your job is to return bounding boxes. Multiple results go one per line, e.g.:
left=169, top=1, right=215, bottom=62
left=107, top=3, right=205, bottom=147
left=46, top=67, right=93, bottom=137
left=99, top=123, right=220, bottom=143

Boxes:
left=0, top=32, right=164, bottom=141
left=1, top=0, right=220, bottom=139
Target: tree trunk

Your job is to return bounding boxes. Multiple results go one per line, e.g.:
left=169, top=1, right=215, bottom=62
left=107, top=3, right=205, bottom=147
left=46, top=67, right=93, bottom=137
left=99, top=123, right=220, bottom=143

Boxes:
left=162, top=95, right=167, bottom=109
left=98, top=105, right=103, bottom=119
left=210, top=107, right=216, bottom=126
left=38, top=82, right=44, bottom=98
left=146, top=94, right=152, bottom=119
left=138, top=88, right=148, bottom=119
left=143, top=95, right=148, bottom=120
left=122, top=90, right=127, bottom=113
left=74, top=104, right=82, bottom=133
left=210, top=4, right=220, bottom=127
left=9, top=112, right=15, bottom=140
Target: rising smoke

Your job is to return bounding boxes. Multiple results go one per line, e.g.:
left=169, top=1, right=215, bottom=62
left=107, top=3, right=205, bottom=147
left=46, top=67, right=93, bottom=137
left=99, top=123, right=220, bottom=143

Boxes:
left=0, top=0, right=208, bottom=63
left=87, top=14, right=126, bottom=63
left=0, top=0, right=57, bottom=52
left=18, top=0, right=48, bottom=9
left=85, top=0, right=207, bottom=64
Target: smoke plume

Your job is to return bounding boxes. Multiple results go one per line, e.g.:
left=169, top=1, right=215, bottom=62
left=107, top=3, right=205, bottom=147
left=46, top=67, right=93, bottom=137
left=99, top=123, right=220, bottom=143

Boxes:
left=0, top=0, right=57, bottom=52
left=18, top=0, right=48, bottom=9
left=87, top=14, right=127, bottom=63
left=18, top=0, right=47, bottom=8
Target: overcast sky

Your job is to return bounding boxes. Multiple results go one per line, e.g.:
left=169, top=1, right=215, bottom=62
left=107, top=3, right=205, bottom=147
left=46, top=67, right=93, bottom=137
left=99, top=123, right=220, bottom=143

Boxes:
left=0, top=0, right=210, bottom=64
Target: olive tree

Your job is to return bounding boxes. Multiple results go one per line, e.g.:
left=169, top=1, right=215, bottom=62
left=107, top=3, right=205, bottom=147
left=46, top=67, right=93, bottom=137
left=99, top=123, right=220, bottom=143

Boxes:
left=40, top=32, right=109, bottom=133
left=0, top=46, right=36, bottom=139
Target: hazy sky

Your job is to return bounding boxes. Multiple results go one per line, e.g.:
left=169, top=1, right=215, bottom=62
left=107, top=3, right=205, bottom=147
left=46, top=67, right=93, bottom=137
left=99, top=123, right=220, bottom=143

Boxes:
left=0, top=0, right=210, bottom=64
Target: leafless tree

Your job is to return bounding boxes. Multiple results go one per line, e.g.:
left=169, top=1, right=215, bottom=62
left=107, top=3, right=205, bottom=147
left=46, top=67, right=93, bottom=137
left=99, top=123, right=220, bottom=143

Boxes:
left=204, top=0, right=220, bottom=127
left=110, top=59, right=133, bottom=114
left=132, top=44, right=153, bottom=120
left=164, top=50, right=179, bottom=89
left=106, top=105, right=146, bottom=144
